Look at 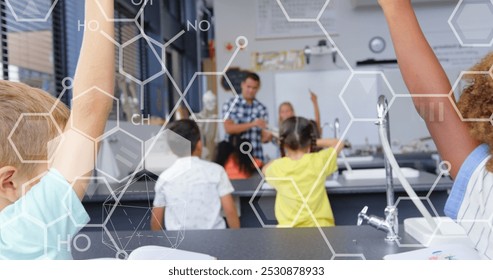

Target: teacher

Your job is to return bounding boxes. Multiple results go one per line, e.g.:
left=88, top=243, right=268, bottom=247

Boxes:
left=222, top=72, right=272, bottom=163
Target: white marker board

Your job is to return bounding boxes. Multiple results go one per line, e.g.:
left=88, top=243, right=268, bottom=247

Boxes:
left=274, top=70, right=383, bottom=147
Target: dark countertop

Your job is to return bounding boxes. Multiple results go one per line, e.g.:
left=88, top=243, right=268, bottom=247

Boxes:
left=73, top=225, right=422, bottom=260
left=83, top=169, right=453, bottom=202
left=338, top=153, right=437, bottom=171
left=231, top=171, right=452, bottom=197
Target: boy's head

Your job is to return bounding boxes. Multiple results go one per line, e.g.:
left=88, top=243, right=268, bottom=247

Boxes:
left=166, top=119, right=202, bottom=157
left=459, top=52, right=493, bottom=171
left=0, top=81, right=69, bottom=203
left=279, top=116, right=316, bottom=157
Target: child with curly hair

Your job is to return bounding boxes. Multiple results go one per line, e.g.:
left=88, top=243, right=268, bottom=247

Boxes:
left=379, top=0, right=493, bottom=259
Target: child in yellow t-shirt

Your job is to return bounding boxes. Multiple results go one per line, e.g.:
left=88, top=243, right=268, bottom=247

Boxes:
left=263, top=116, right=342, bottom=227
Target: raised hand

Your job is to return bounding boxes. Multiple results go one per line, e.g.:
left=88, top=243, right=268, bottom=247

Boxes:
left=309, top=90, right=318, bottom=104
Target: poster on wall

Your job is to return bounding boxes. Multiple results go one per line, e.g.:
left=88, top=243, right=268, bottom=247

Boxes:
left=252, top=50, right=305, bottom=71
left=255, top=0, right=337, bottom=39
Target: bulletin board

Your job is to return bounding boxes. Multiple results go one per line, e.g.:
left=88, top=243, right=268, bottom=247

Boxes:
left=255, top=0, right=337, bottom=39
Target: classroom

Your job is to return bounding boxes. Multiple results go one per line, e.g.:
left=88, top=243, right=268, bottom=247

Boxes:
left=0, top=0, right=492, bottom=267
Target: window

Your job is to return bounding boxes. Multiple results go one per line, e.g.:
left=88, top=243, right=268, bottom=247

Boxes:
left=164, top=0, right=183, bottom=24
left=64, top=1, right=144, bottom=121
left=0, top=0, right=55, bottom=94
left=115, top=8, right=143, bottom=121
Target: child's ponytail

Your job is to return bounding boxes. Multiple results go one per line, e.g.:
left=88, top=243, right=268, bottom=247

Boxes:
left=279, top=116, right=314, bottom=156
left=310, top=132, right=317, bottom=153
left=279, top=136, right=286, bottom=157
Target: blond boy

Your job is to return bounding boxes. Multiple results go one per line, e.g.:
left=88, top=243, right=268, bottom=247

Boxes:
left=0, top=0, right=114, bottom=259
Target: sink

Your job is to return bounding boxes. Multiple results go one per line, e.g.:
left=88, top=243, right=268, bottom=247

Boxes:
left=337, top=155, right=374, bottom=165
left=342, top=167, right=419, bottom=180
left=404, top=217, right=474, bottom=247
left=383, top=217, right=479, bottom=260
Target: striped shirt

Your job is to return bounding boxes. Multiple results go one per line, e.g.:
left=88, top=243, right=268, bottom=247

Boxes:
left=445, top=144, right=493, bottom=259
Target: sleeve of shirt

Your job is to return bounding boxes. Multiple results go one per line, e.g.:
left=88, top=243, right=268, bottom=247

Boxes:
left=444, top=144, right=490, bottom=219
left=0, top=169, right=89, bottom=260
left=265, top=159, right=284, bottom=179
left=153, top=177, right=167, bottom=208
left=217, top=168, right=235, bottom=197
left=261, top=104, right=269, bottom=121
left=317, top=148, right=338, bottom=177
left=222, top=98, right=235, bottom=121
left=265, top=162, right=276, bottom=178
left=222, top=99, right=229, bottom=119
left=264, top=160, right=281, bottom=188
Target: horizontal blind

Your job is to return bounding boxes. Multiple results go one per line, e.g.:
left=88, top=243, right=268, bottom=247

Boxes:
left=0, top=0, right=55, bottom=94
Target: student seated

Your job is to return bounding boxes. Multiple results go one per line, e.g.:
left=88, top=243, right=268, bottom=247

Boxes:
left=151, top=120, right=240, bottom=231
left=214, top=134, right=262, bottom=180
left=263, top=117, right=342, bottom=228
left=379, top=0, right=493, bottom=259
left=0, top=1, right=115, bottom=259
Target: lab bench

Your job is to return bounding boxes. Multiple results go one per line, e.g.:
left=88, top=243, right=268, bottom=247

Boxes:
left=82, top=168, right=453, bottom=229
left=232, top=171, right=452, bottom=227
left=337, top=153, right=438, bottom=173
left=73, top=225, right=422, bottom=260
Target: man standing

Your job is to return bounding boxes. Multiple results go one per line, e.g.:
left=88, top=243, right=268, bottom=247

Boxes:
left=222, top=72, right=272, bottom=163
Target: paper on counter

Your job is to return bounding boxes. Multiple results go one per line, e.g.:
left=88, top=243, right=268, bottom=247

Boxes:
left=383, top=244, right=481, bottom=260
left=128, top=245, right=216, bottom=260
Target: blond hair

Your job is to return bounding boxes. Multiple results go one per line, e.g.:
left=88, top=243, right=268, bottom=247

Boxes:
left=0, top=80, right=69, bottom=177
left=459, top=52, right=493, bottom=172
left=278, top=102, right=295, bottom=126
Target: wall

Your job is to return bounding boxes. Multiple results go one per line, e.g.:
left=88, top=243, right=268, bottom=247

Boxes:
left=213, top=0, right=489, bottom=159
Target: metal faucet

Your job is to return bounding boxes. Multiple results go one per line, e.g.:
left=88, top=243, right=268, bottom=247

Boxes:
left=357, top=95, right=399, bottom=242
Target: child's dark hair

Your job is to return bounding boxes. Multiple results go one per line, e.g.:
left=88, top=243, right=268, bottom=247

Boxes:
left=214, top=134, right=257, bottom=176
left=166, top=119, right=200, bottom=157
left=279, top=116, right=317, bottom=157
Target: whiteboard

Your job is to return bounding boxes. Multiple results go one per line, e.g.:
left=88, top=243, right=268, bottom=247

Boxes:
left=274, top=70, right=383, bottom=147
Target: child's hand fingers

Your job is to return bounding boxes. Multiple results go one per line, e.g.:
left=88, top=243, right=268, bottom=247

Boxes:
left=310, top=91, right=317, bottom=101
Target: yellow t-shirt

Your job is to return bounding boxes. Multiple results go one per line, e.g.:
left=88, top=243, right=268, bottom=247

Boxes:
left=265, top=148, right=338, bottom=227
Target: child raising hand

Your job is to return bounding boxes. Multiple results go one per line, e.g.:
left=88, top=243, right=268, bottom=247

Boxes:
left=379, top=0, right=493, bottom=259
left=263, top=117, right=342, bottom=227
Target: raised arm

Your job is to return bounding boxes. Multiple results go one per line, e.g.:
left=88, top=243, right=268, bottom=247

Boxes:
left=52, top=0, right=115, bottom=199
left=316, top=138, right=343, bottom=154
left=379, top=0, right=479, bottom=178
left=309, top=90, right=322, bottom=135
